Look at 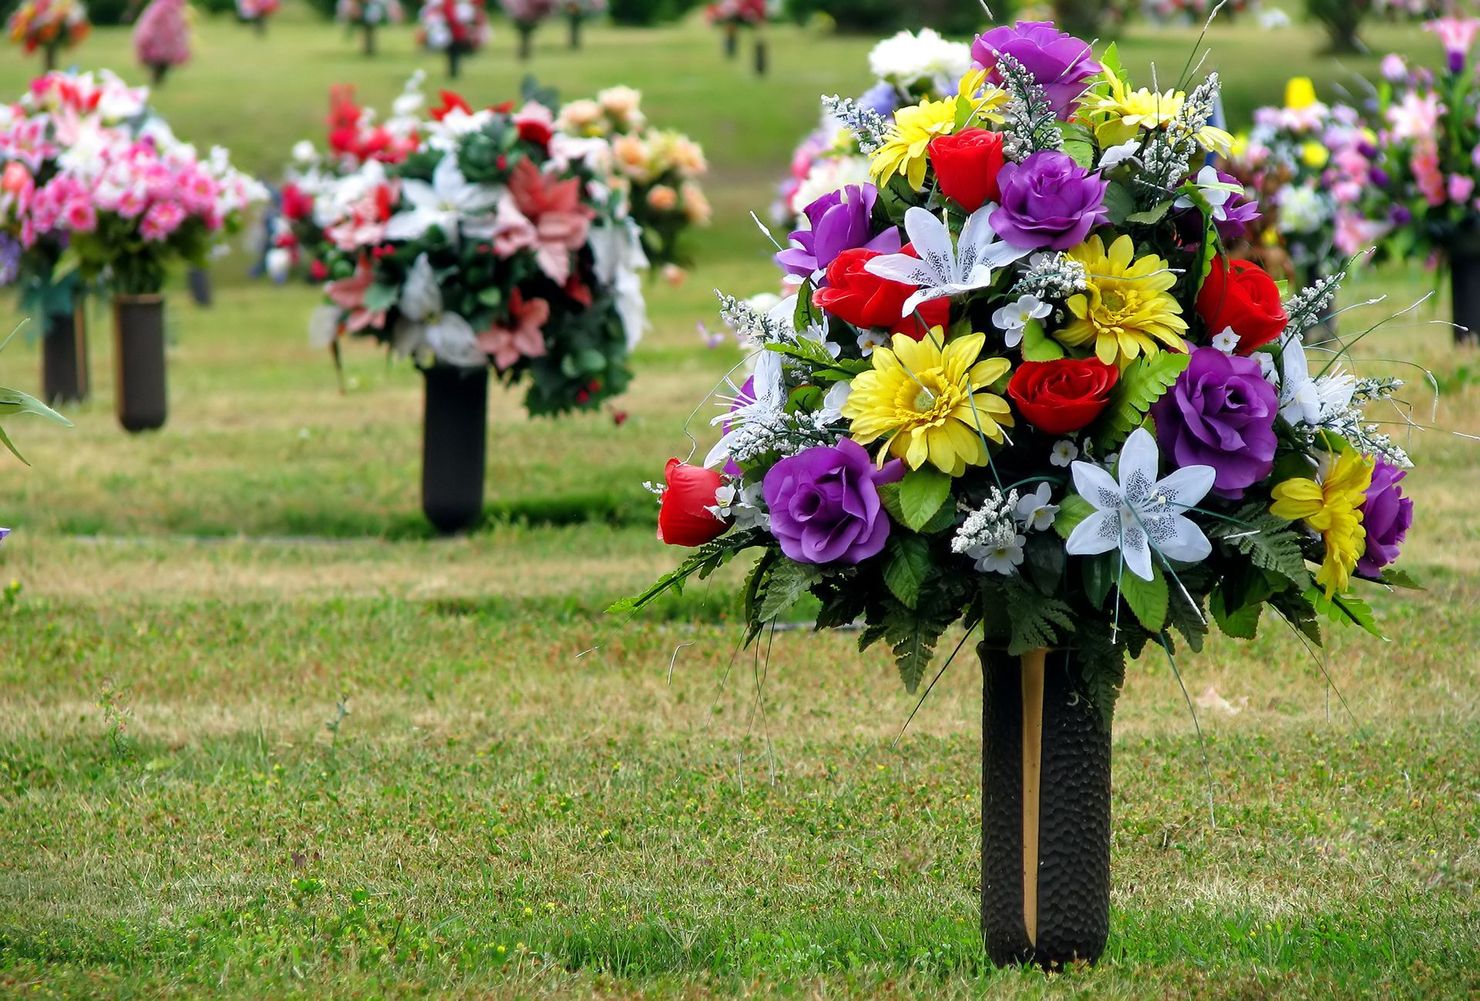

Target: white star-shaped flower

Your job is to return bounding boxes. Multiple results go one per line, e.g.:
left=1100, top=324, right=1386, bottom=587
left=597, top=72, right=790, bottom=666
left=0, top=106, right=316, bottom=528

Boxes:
left=1064, top=428, right=1215, bottom=581
left=863, top=205, right=1031, bottom=318
left=992, top=294, right=1053, bottom=348
left=1014, top=482, right=1059, bottom=532
left=1211, top=326, right=1241, bottom=354
left=972, top=533, right=1026, bottom=576
left=383, top=154, right=499, bottom=244
left=1269, top=329, right=1357, bottom=427
left=1049, top=439, right=1079, bottom=468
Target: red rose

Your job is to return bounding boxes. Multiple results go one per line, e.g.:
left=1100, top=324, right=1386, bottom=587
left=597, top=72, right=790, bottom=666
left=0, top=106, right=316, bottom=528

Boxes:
left=657, top=459, right=726, bottom=547
left=1196, top=258, right=1288, bottom=354
left=1007, top=358, right=1120, bottom=435
left=280, top=183, right=314, bottom=222
left=928, top=129, right=1006, bottom=212
left=813, top=248, right=949, bottom=339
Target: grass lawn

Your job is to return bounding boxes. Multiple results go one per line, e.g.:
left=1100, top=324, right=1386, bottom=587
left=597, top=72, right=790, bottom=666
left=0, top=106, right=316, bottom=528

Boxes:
left=1, top=10, right=1479, bottom=999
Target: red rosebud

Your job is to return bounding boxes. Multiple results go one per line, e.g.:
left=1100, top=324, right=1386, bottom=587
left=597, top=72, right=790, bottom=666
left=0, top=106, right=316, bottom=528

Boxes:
left=516, top=119, right=553, bottom=147
left=430, top=91, right=472, bottom=122
left=657, top=459, right=726, bottom=547
left=279, top=183, right=314, bottom=222
left=1007, top=357, right=1120, bottom=435
left=308, top=259, right=329, bottom=282
left=813, top=248, right=949, bottom=339
left=1196, top=258, right=1288, bottom=354
left=611, top=409, right=629, bottom=426
left=927, top=128, right=1006, bottom=212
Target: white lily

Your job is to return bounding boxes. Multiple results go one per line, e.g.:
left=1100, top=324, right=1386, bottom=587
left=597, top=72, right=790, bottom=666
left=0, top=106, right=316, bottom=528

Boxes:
left=1065, top=428, right=1215, bottom=582
left=1267, top=330, right=1356, bottom=427
left=864, top=205, right=1031, bottom=318
left=589, top=218, right=650, bottom=350
left=383, top=154, right=499, bottom=243
left=393, top=254, right=485, bottom=367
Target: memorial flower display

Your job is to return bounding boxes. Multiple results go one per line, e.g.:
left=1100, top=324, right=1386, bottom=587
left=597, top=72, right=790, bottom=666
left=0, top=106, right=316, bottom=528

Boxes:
left=418, top=0, right=491, bottom=74
left=6, top=0, right=89, bottom=69
left=132, top=0, right=191, bottom=84
left=621, top=23, right=1423, bottom=968
left=556, top=86, right=710, bottom=271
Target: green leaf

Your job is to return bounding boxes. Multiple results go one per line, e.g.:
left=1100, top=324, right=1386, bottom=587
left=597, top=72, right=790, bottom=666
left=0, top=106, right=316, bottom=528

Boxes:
left=363, top=283, right=400, bottom=313
left=1307, top=587, right=1384, bottom=639
left=1118, top=565, right=1168, bottom=633
left=1057, top=123, right=1096, bottom=169
left=794, top=279, right=822, bottom=330
left=1210, top=504, right=1311, bottom=585
left=0, top=387, right=73, bottom=427
left=1102, top=182, right=1135, bottom=225
left=1126, top=200, right=1173, bottom=225
left=1004, top=582, right=1074, bottom=656
left=882, top=599, right=955, bottom=693
left=1020, top=318, right=1066, bottom=361
left=0, top=424, right=26, bottom=466
left=1166, top=583, right=1209, bottom=653
left=607, top=529, right=762, bottom=616
left=883, top=534, right=932, bottom=608
left=1210, top=586, right=1263, bottom=639
left=1081, top=553, right=1117, bottom=608
left=1100, top=42, right=1123, bottom=79
left=476, top=286, right=505, bottom=308
left=877, top=481, right=904, bottom=524
left=757, top=560, right=822, bottom=623
left=898, top=468, right=951, bottom=531
left=1376, top=567, right=1423, bottom=590
left=1078, top=627, right=1127, bottom=729
left=1092, top=352, right=1190, bottom=452
left=1053, top=494, right=1095, bottom=539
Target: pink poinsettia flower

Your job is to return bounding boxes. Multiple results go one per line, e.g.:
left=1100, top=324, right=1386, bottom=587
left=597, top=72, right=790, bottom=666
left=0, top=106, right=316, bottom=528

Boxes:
left=326, top=258, right=387, bottom=332
left=502, top=157, right=594, bottom=285
left=1386, top=91, right=1445, bottom=143
left=477, top=289, right=549, bottom=371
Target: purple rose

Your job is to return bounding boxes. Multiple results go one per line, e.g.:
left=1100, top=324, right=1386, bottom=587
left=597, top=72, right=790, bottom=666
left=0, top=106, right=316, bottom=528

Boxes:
left=992, top=150, right=1109, bottom=251
left=1151, top=348, right=1279, bottom=500
left=971, top=21, right=1100, bottom=116
left=762, top=439, right=903, bottom=565
left=775, top=184, right=901, bottom=282
left=1357, top=458, right=1413, bottom=577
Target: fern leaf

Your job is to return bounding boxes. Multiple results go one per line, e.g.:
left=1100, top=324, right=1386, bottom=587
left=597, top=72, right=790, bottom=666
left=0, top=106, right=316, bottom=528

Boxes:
left=1211, top=505, right=1311, bottom=585
left=1092, top=352, right=1190, bottom=452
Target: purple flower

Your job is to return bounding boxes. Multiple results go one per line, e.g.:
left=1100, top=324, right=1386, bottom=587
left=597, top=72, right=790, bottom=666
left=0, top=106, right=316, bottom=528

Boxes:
left=775, top=184, right=901, bottom=282
left=1357, top=458, right=1412, bottom=577
left=0, top=234, right=20, bottom=286
left=722, top=376, right=757, bottom=478
left=991, top=150, right=1109, bottom=251
left=762, top=439, right=903, bottom=565
left=1151, top=348, right=1279, bottom=500
left=1213, top=170, right=1261, bottom=240
left=0, top=528, right=8, bottom=544
left=971, top=21, right=1100, bottom=117
left=1390, top=204, right=1413, bottom=226
left=1370, top=167, right=1391, bottom=188
left=858, top=81, right=901, bottom=117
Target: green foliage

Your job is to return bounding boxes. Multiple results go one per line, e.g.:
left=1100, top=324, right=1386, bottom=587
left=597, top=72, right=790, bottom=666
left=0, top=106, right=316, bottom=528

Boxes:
left=1053, top=493, right=1095, bottom=539
left=1211, top=586, right=1263, bottom=639
left=1308, top=586, right=1384, bottom=638
left=878, top=597, right=957, bottom=693
left=1002, top=581, right=1075, bottom=656
left=1092, top=352, right=1190, bottom=452
left=755, top=559, right=821, bottom=623
left=897, top=468, right=950, bottom=532
left=1077, top=626, right=1128, bottom=729
left=608, top=0, right=700, bottom=26
left=0, top=385, right=74, bottom=465
left=1210, top=505, right=1311, bottom=586
left=1119, top=565, right=1168, bottom=633
left=608, top=530, right=763, bottom=615
left=882, top=534, right=931, bottom=608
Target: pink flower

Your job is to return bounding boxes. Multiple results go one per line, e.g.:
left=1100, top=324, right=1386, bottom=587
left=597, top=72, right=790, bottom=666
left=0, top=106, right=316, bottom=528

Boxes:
left=1381, top=53, right=1409, bottom=82
left=502, top=157, right=594, bottom=284
left=1426, top=16, right=1480, bottom=63
left=325, top=257, right=386, bottom=332
left=140, top=200, right=187, bottom=241
left=63, top=199, right=97, bottom=233
left=1386, top=91, right=1445, bottom=143
left=1412, top=141, right=1447, bottom=206
left=476, top=289, right=549, bottom=370
left=1449, top=173, right=1475, bottom=204
left=1335, top=210, right=1391, bottom=257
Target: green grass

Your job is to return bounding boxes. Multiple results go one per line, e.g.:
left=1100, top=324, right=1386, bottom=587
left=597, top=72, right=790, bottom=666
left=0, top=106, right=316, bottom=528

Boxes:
left=2, top=10, right=1480, bottom=999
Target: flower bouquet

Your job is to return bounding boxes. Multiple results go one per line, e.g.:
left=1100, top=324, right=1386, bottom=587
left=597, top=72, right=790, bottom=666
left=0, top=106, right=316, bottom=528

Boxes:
left=418, top=0, right=491, bottom=77
left=1221, top=77, right=1368, bottom=310
left=561, top=0, right=603, bottom=49
left=300, top=82, right=648, bottom=532
left=1138, top=0, right=1254, bottom=27
left=133, top=0, right=191, bottom=86
left=1346, top=19, right=1480, bottom=343
left=2, top=70, right=263, bottom=430
left=500, top=0, right=556, bottom=59
left=337, top=0, right=403, bottom=56
left=556, top=87, right=710, bottom=274
left=6, top=0, right=89, bottom=72
left=706, top=0, right=766, bottom=68
left=775, top=28, right=970, bottom=230
left=236, top=0, right=279, bottom=34
left=622, top=21, right=1420, bottom=967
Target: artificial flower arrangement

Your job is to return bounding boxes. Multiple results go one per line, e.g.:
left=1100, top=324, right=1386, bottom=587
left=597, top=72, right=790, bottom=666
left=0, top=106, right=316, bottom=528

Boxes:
left=775, top=28, right=970, bottom=229
left=133, top=0, right=191, bottom=85
left=706, top=0, right=765, bottom=28
left=500, top=0, right=556, bottom=58
left=621, top=20, right=1420, bottom=967
left=236, top=0, right=280, bottom=29
left=418, top=0, right=491, bottom=76
left=338, top=0, right=404, bottom=27
left=1333, top=18, right=1480, bottom=342
left=300, top=79, right=648, bottom=417
left=1137, top=0, right=1253, bottom=26
left=561, top=0, right=603, bottom=49
left=6, top=0, right=90, bottom=71
left=555, top=86, right=710, bottom=272
left=1221, top=77, right=1369, bottom=286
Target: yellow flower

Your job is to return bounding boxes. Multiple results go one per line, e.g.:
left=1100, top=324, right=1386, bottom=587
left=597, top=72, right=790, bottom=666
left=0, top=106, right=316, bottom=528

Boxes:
left=870, top=97, right=959, bottom=191
left=1270, top=449, right=1375, bottom=597
left=1086, top=69, right=1184, bottom=147
left=1228, top=132, right=1250, bottom=161
left=842, top=330, right=1013, bottom=477
left=1301, top=140, right=1330, bottom=169
left=1057, top=235, right=1189, bottom=367
left=956, top=68, right=1008, bottom=128
left=1285, top=76, right=1318, bottom=111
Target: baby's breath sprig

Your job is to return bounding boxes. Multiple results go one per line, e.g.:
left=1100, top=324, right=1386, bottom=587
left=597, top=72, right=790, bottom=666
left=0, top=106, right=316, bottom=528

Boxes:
left=1011, top=251, right=1088, bottom=300
left=1282, top=271, right=1344, bottom=335
left=996, top=54, right=1063, bottom=161
left=820, top=94, right=889, bottom=155
left=715, top=292, right=796, bottom=346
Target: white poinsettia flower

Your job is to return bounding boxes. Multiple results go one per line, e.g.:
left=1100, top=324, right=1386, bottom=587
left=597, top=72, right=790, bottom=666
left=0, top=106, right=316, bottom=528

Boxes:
left=864, top=205, right=1032, bottom=319
left=991, top=294, right=1053, bottom=348
left=1014, top=482, right=1059, bottom=532
left=383, top=154, right=499, bottom=243
left=1065, top=428, right=1215, bottom=582
left=1269, top=330, right=1356, bottom=427
left=394, top=254, right=485, bottom=367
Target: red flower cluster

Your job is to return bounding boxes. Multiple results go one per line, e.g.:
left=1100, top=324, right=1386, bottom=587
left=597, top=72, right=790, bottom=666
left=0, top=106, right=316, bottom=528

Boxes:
left=813, top=247, right=948, bottom=338
left=1007, top=358, right=1120, bottom=434
left=327, top=85, right=418, bottom=165
left=928, top=129, right=1006, bottom=212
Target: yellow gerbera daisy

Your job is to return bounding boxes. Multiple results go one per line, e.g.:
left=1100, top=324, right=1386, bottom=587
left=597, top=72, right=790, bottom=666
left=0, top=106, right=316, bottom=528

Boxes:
left=1057, top=234, right=1189, bottom=367
left=1270, top=449, right=1376, bottom=597
left=1086, top=70, right=1184, bottom=147
left=842, top=330, right=1013, bottom=477
left=870, top=97, right=959, bottom=191
left=957, top=68, right=1008, bottom=128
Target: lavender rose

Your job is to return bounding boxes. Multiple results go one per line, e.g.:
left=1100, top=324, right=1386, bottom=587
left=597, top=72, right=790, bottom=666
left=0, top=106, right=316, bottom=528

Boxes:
left=991, top=151, right=1110, bottom=251
left=971, top=21, right=1100, bottom=116
left=762, top=439, right=903, bottom=565
left=775, top=184, right=901, bottom=282
left=1357, top=458, right=1413, bottom=577
left=1151, top=347, right=1279, bottom=500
